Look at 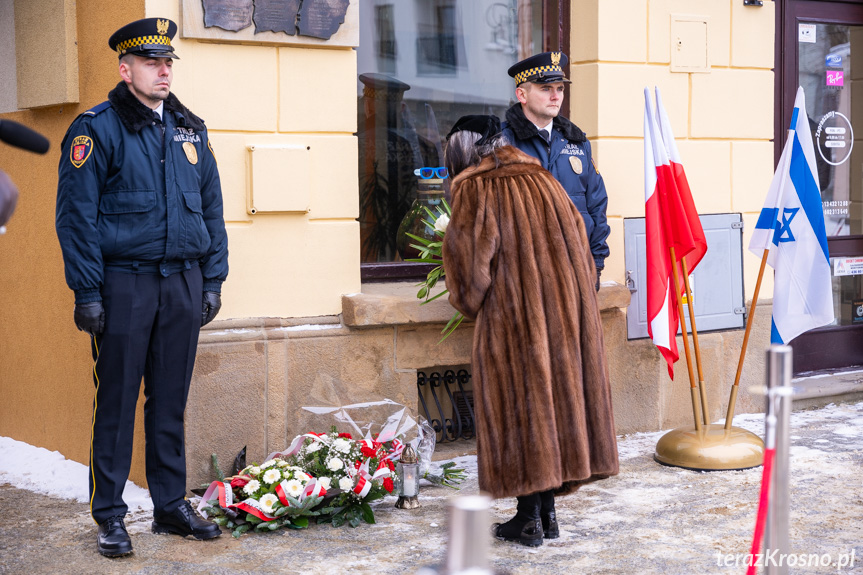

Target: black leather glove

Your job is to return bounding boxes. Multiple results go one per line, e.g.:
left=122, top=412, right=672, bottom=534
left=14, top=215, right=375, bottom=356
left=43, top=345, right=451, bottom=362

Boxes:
left=202, top=291, right=221, bottom=327
left=595, top=268, right=602, bottom=292
left=74, top=301, right=105, bottom=336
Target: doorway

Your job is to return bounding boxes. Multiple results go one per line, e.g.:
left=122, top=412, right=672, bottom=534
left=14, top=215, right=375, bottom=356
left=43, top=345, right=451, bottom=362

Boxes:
left=777, top=0, right=863, bottom=372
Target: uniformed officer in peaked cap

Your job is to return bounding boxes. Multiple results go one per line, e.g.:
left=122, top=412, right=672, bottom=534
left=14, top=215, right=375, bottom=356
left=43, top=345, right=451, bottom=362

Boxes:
left=497, top=51, right=610, bottom=545
left=501, top=51, right=609, bottom=288
left=56, top=17, right=227, bottom=557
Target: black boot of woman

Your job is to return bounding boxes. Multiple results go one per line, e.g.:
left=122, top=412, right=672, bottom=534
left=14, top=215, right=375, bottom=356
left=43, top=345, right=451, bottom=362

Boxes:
left=491, top=493, right=543, bottom=547
left=539, top=490, right=559, bottom=539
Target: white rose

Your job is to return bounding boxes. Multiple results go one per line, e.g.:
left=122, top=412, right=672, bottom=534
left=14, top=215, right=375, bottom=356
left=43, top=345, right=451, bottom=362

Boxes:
left=306, top=441, right=322, bottom=454
left=263, top=468, right=281, bottom=485
left=327, top=457, right=343, bottom=471
left=249, top=466, right=261, bottom=477
left=295, top=471, right=310, bottom=484
left=259, top=493, right=278, bottom=514
left=243, top=479, right=261, bottom=496
left=333, top=438, right=352, bottom=453
left=434, top=213, right=450, bottom=234
left=276, top=459, right=289, bottom=468
left=261, top=460, right=277, bottom=469
left=317, top=477, right=332, bottom=490
left=339, top=477, right=354, bottom=491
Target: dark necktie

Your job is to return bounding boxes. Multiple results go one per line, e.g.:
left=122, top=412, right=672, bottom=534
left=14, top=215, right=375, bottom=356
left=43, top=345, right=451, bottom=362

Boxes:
left=539, top=129, right=550, bottom=144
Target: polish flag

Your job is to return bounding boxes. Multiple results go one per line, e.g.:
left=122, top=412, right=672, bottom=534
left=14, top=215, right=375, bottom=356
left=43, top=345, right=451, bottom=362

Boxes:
left=644, top=88, right=698, bottom=379
left=655, top=88, right=707, bottom=274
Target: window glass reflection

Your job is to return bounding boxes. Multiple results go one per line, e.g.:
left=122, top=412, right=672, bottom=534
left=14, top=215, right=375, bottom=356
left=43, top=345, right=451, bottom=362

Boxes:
left=357, top=0, right=544, bottom=263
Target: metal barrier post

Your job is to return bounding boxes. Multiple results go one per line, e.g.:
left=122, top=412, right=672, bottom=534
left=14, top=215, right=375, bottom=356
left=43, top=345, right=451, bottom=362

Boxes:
left=765, top=345, right=792, bottom=575
left=445, top=495, right=493, bottom=574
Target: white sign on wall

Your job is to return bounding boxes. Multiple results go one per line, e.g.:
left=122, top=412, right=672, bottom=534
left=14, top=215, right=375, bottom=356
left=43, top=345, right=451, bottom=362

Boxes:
left=833, top=257, right=863, bottom=276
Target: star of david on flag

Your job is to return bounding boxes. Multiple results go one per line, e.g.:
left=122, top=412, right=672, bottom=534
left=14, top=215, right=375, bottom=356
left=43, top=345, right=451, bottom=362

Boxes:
left=748, top=87, right=834, bottom=344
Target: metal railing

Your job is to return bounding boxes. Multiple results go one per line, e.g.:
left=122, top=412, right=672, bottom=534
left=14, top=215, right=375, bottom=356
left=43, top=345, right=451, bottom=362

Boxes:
left=417, top=368, right=475, bottom=444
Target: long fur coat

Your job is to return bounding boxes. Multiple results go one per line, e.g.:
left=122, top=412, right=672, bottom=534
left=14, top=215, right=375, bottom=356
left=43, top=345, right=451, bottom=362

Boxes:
left=442, top=146, right=618, bottom=499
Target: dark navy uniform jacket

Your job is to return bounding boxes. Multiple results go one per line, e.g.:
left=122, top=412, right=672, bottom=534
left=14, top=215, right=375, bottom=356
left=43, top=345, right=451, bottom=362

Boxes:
left=56, top=82, right=228, bottom=304
left=502, top=104, right=610, bottom=270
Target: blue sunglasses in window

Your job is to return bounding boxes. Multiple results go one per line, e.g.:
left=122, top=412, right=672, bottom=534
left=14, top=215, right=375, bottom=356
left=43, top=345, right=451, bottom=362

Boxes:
left=414, top=167, right=449, bottom=179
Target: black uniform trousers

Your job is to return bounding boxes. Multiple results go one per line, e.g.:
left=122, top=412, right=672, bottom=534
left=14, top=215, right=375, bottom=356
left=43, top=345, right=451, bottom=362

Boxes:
left=88, top=265, right=202, bottom=524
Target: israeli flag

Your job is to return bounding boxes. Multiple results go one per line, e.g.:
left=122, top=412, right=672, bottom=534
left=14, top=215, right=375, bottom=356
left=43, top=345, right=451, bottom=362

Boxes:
left=749, top=87, right=834, bottom=344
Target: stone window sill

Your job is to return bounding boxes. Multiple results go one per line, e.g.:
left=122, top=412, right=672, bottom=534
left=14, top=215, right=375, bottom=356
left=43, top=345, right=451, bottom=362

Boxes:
left=342, top=281, right=631, bottom=328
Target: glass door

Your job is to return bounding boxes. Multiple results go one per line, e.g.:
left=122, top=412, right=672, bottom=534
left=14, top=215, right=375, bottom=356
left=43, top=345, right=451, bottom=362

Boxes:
left=779, top=0, right=863, bottom=372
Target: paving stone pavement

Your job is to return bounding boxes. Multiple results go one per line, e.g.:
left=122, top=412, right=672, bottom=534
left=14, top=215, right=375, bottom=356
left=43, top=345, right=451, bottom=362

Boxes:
left=1, top=402, right=862, bottom=575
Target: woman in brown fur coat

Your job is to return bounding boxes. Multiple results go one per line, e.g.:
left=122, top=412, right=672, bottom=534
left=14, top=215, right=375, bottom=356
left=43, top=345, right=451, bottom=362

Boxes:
left=442, top=115, right=618, bottom=547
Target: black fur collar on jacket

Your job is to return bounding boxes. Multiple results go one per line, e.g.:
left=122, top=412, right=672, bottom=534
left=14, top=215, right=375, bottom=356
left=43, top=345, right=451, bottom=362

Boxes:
left=108, top=81, right=205, bottom=133
left=504, top=103, right=586, bottom=143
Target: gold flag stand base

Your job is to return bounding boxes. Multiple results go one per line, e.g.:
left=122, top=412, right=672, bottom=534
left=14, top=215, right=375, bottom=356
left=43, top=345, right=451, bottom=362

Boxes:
left=654, top=424, right=764, bottom=471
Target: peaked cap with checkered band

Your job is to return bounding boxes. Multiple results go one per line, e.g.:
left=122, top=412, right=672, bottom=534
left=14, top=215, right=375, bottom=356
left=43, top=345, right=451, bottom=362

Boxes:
left=507, top=51, right=571, bottom=86
left=109, top=18, right=179, bottom=59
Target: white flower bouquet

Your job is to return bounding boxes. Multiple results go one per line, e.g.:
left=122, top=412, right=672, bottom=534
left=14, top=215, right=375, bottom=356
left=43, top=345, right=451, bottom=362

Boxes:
left=197, top=458, right=327, bottom=537
left=404, top=199, right=464, bottom=342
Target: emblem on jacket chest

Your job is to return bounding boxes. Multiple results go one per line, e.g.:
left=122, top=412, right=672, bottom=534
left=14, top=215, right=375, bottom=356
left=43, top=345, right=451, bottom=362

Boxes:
left=569, top=156, right=583, bottom=174
left=183, top=142, right=198, bottom=165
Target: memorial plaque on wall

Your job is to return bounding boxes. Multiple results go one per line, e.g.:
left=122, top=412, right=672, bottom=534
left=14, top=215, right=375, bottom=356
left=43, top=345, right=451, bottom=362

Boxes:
left=202, top=0, right=253, bottom=32
left=253, top=0, right=301, bottom=35
left=298, top=0, right=350, bottom=40
left=182, top=0, right=358, bottom=47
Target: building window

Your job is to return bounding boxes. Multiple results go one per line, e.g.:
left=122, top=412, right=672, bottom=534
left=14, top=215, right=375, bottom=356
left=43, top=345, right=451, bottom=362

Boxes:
left=357, top=0, right=562, bottom=278
left=375, top=4, right=396, bottom=74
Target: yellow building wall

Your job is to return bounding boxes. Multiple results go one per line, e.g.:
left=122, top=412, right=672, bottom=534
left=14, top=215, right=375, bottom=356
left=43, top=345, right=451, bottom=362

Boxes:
left=146, top=0, right=361, bottom=320
left=0, top=0, right=148, bottom=482
left=571, top=0, right=776, bottom=301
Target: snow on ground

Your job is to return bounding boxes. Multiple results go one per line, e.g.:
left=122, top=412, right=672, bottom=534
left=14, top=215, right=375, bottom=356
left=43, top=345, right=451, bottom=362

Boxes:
left=0, top=436, right=152, bottom=513
left=1, top=402, right=860, bottom=514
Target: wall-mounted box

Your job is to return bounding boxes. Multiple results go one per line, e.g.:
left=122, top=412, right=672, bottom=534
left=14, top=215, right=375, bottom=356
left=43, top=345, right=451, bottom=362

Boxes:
left=671, top=14, right=710, bottom=73
left=624, top=213, right=745, bottom=340
left=247, top=144, right=311, bottom=214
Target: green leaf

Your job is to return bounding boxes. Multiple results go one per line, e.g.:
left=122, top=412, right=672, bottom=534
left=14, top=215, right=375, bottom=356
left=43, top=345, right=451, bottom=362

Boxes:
left=246, top=513, right=263, bottom=525
left=359, top=502, right=376, bottom=524
left=364, top=491, right=385, bottom=503
left=211, top=454, right=225, bottom=482
left=232, top=523, right=252, bottom=538
left=212, top=516, right=229, bottom=526
left=293, top=517, right=310, bottom=528
left=439, top=313, right=465, bottom=343
left=267, top=521, right=281, bottom=531
left=349, top=515, right=361, bottom=528
left=254, top=522, right=270, bottom=532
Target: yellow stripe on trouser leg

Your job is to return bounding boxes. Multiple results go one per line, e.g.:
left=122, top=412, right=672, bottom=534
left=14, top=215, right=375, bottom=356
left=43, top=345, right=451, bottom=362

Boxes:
left=89, top=335, right=101, bottom=524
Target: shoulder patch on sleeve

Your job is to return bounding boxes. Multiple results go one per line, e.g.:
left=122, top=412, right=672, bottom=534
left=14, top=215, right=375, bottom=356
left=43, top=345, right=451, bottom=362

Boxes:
left=208, top=140, right=217, bottom=165
left=70, top=135, right=93, bottom=168
left=591, top=157, right=600, bottom=176
left=84, top=101, right=111, bottom=116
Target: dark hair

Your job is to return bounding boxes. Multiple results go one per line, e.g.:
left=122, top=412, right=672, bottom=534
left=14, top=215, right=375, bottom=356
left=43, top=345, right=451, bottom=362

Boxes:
left=444, top=131, right=508, bottom=178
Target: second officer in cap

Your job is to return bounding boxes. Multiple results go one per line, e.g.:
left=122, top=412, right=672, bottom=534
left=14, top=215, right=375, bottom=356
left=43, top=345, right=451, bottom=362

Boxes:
left=56, top=18, right=228, bottom=556
left=501, top=51, right=610, bottom=290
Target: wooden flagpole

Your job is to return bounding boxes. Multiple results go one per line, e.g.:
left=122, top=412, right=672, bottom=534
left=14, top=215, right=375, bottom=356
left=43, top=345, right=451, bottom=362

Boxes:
left=680, top=257, right=710, bottom=425
left=670, top=246, right=702, bottom=431
left=725, top=248, right=770, bottom=430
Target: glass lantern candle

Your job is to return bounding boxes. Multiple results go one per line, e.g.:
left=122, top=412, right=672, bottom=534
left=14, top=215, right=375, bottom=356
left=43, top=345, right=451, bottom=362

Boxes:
left=395, top=444, right=421, bottom=509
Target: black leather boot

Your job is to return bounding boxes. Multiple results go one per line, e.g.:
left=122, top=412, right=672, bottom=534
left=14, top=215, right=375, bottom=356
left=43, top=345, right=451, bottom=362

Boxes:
left=539, top=490, right=559, bottom=539
left=152, top=500, right=221, bottom=540
left=97, top=515, right=133, bottom=557
left=491, top=493, right=543, bottom=547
